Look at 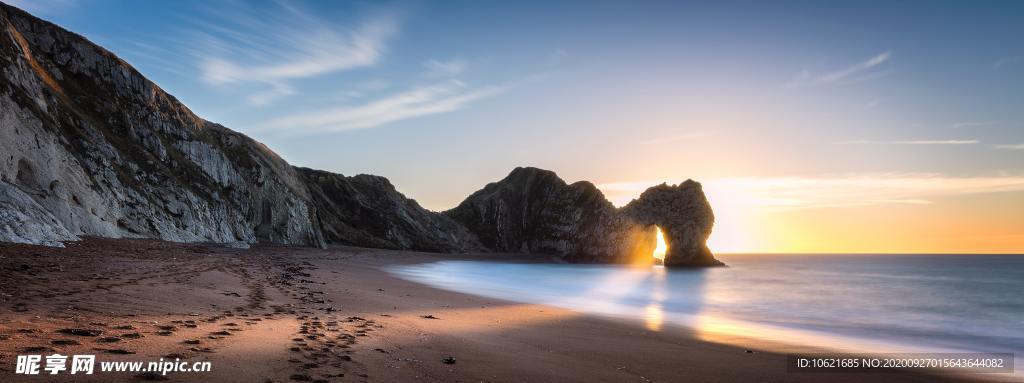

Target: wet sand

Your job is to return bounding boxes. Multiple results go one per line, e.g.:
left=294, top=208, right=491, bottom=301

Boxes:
left=0, top=238, right=1002, bottom=382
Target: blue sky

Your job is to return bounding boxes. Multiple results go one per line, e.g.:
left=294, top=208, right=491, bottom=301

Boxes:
left=10, top=0, right=1024, bottom=252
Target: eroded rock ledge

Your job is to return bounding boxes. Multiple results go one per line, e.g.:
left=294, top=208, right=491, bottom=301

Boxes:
left=0, top=3, right=722, bottom=267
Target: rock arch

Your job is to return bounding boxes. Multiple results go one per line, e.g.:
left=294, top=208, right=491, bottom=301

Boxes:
left=621, top=181, right=723, bottom=267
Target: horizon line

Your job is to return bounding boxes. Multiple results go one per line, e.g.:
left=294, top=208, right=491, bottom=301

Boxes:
left=716, top=252, right=1024, bottom=256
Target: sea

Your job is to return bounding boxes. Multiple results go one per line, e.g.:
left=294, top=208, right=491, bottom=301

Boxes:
left=391, top=254, right=1024, bottom=370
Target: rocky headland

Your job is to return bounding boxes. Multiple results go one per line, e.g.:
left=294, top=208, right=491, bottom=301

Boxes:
left=446, top=167, right=721, bottom=266
left=0, top=2, right=721, bottom=267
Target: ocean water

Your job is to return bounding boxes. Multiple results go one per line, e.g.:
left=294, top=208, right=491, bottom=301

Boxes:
left=391, top=254, right=1024, bottom=364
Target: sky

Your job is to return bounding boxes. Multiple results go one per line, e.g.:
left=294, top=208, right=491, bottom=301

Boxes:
left=11, top=0, right=1024, bottom=253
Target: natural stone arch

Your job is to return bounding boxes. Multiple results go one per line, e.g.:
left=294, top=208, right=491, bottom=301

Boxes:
left=621, top=180, right=723, bottom=267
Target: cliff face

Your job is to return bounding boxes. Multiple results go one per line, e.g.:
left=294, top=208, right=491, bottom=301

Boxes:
left=447, top=167, right=722, bottom=266
left=0, top=3, right=323, bottom=247
left=0, top=3, right=721, bottom=266
left=0, top=3, right=479, bottom=252
left=0, top=2, right=479, bottom=253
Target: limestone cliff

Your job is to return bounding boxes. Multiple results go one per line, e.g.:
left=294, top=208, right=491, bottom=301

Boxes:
left=0, top=3, right=481, bottom=252
left=0, top=3, right=324, bottom=247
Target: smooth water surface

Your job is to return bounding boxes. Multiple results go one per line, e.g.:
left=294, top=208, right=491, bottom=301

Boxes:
left=391, top=255, right=1024, bottom=363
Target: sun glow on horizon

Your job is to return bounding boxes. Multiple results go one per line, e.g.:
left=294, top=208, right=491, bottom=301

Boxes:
left=702, top=182, right=762, bottom=254
left=600, top=176, right=1024, bottom=254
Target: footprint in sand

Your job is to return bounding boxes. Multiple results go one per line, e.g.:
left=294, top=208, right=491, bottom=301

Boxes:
left=101, top=348, right=136, bottom=355
left=57, top=328, right=103, bottom=336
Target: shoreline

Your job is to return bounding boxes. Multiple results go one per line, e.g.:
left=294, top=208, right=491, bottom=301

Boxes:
left=0, top=238, right=1007, bottom=382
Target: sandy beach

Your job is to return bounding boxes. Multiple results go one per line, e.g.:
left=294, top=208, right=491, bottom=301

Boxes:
left=0, top=239, right=1002, bottom=382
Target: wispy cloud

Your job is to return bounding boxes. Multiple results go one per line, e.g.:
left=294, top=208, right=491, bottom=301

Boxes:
left=546, top=48, right=568, bottom=66
left=639, top=130, right=719, bottom=145
left=993, top=56, right=1022, bottom=69
left=952, top=121, right=997, bottom=129
left=191, top=3, right=400, bottom=105
left=993, top=143, right=1024, bottom=150
left=844, top=139, right=979, bottom=145
left=262, top=79, right=520, bottom=134
left=5, top=0, right=76, bottom=14
left=199, top=15, right=396, bottom=84
left=598, top=174, right=1024, bottom=210
left=786, top=51, right=892, bottom=88
left=423, top=59, right=469, bottom=78
left=244, top=82, right=296, bottom=106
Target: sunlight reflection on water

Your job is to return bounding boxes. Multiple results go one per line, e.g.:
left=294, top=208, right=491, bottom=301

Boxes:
left=644, top=266, right=666, bottom=331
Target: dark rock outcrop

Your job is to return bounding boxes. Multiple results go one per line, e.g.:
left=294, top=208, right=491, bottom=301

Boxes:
left=0, top=3, right=721, bottom=266
left=447, top=167, right=723, bottom=266
left=296, top=168, right=482, bottom=252
left=445, top=167, right=647, bottom=262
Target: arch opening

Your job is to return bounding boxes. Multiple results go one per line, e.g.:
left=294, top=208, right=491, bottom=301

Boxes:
left=652, top=226, right=668, bottom=264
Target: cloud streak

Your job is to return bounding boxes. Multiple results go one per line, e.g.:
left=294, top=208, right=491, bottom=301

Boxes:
left=952, top=121, right=996, bottom=129
left=423, top=59, right=469, bottom=78
left=262, top=79, right=514, bottom=133
left=191, top=3, right=400, bottom=105
left=638, top=131, right=719, bottom=145
left=844, top=139, right=979, bottom=145
left=993, top=56, right=1021, bottom=69
left=993, top=143, right=1024, bottom=150
left=786, top=51, right=891, bottom=88
left=5, top=0, right=76, bottom=14
left=598, top=174, right=1024, bottom=211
